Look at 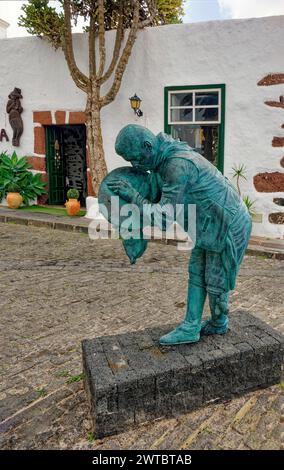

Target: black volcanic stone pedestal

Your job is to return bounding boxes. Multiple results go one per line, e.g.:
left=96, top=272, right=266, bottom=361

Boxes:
left=82, top=311, right=284, bottom=438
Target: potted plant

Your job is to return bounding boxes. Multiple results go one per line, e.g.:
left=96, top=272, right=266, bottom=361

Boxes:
left=65, top=188, right=80, bottom=216
left=6, top=182, right=23, bottom=209
left=0, top=152, right=46, bottom=206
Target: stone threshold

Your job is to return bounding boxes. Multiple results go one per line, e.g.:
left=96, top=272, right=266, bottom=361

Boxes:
left=247, top=236, right=284, bottom=260
left=0, top=207, right=89, bottom=234
left=0, top=207, right=283, bottom=258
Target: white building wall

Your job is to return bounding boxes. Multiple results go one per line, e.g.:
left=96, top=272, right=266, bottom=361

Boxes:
left=0, top=19, right=9, bottom=39
left=0, top=15, right=283, bottom=237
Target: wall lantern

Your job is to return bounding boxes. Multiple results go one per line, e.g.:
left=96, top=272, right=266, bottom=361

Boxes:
left=129, top=93, right=143, bottom=117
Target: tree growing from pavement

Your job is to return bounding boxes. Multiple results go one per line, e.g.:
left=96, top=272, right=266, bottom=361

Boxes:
left=19, top=0, right=184, bottom=195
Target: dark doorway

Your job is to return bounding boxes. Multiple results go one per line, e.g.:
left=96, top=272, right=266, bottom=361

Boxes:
left=45, top=125, right=87, bottom=206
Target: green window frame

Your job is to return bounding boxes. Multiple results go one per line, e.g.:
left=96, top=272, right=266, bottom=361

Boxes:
left=164, top=84, right=226, bottom=173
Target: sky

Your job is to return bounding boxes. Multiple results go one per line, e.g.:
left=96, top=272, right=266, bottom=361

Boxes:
left=0, top=0, right=284, bottom=38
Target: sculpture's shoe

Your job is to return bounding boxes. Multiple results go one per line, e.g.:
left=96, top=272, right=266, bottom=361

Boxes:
left=200, top=317, right=229, bottom=336
left=159, top=321, right=200, bottom=346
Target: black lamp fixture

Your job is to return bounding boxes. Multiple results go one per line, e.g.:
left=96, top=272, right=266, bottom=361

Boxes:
left=129, top=93, right=143, bottom=117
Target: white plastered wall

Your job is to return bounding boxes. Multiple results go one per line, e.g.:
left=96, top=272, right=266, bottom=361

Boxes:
left=0, top=15, right=283, bottom=237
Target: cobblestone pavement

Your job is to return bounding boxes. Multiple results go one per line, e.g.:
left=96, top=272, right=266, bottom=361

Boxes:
left=0, top=223, right=283, bottom=450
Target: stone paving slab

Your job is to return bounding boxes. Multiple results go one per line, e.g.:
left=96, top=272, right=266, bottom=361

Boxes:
left=83, top=312, right=284, bottom=438
left=0, top=224, right=283, bottom=450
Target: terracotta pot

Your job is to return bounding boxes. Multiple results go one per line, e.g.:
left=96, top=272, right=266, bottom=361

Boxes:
left=6, top=192, right=23, bottom=209
left=65, top=198, right=80, bottom=216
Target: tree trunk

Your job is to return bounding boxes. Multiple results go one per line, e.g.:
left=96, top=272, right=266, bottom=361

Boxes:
left=85, top=95, right=108, bottom=196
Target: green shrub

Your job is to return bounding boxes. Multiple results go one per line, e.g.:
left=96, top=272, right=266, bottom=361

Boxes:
left=0, top=151, right=8, bottom=165
left=0, top=151, right=46, bottom=205
left=67, top=188, right=79, bottom=199
left=7, top=182, right=21, bottom=193
left=19, top=172, right=47, bottom=205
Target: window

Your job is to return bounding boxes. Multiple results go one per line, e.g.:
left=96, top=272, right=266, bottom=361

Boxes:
left=164, top=85, right=225, bottom=172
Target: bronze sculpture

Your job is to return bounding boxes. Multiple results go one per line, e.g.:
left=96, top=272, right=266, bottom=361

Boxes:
left=6, top=88, right=23, bottom=147
left=99, top=125, right=252, bottom=346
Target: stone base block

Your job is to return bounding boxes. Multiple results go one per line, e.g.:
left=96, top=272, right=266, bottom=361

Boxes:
left=82, top=311, right=284, bottom=438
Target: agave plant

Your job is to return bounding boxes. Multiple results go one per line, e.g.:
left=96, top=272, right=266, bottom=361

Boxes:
left=0, top=151, right=31, bottom=174
left=0, top=152, right=31, bottom=190
left=243, top=195, right=256, bottom=216
left=19, top=172, right=47, bottom=205
left=0, top=151, right=8, bottom=164
left=0, top=151, right=46, bottom=204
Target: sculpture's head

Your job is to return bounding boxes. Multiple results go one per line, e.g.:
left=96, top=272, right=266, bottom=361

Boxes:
left=115, top=124, right=158, bottom=171
left=8, top=88, right=22, bottom=100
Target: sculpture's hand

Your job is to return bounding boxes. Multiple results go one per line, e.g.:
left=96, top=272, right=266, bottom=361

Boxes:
left=107, top=179, right=137, bottom=203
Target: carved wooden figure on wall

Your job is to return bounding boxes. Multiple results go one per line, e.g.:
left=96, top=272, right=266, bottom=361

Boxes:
left=6, top=88, right=23, bottom=147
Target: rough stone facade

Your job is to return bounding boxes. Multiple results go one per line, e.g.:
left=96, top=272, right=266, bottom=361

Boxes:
left=83, top=312, right=284, bottom=438
left=258, top=73, right=284, bottom=229
left=253, top=172, right=284, bottom=193
left=265, top=101, right=284, bottom=109
left=272, top=137, right=284, bottom=148
left=269, top=213, right=284, bottom=225
left=273, top=198, right=284, bottom=207
left=257, top=74, right=284, bottom=86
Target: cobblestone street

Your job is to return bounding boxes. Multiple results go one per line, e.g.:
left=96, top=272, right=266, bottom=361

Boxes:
left=0, top=223, right=283, bottom=450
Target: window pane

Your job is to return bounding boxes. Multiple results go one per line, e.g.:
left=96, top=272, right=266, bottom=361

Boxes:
left=170, top=93, right=193, bottom=107
left=170, top=108, right=193, bottom=122
left=171, top=125, right=219, bottom=166
left=195, top=107, right=219, bottom=121
left=195, top=91, right=219, bottom=106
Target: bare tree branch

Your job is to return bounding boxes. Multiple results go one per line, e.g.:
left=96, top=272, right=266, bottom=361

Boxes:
left=99, top=10, right=124, bottom=85
left=89, top=14, right=97, bottom=81
left=99, top=11, right=124, bottom=85
left=100, top=1, right=140, bottom=107
left=62, top=0, right=89, bottom=92
left=97, top=0, right=106, bottom=79
left=138, top=0, right=158, bottom=28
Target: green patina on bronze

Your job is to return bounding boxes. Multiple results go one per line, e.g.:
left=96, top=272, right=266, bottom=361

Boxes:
left=98, top=125, right=252, bottom=346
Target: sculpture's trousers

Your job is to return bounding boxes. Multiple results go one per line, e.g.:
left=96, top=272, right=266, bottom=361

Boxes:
left=189, top=208, right=252, bottom=295
left=185, top=208, right=251, bottom=332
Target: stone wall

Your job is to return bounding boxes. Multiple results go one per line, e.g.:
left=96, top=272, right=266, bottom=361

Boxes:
left=257, top=74, right=284, bottom=230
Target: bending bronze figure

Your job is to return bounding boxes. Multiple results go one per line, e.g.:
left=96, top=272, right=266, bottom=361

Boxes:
left=99, top=125, right=252, bottom=346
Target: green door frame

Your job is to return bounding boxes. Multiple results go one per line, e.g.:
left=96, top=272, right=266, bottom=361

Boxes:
left=164, top=84, right=226, bottom=173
